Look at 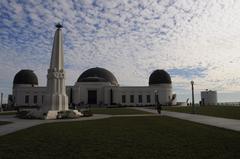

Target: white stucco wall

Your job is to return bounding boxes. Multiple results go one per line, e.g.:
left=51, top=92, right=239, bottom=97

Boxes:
left=114, top=84, right=173, bottom=106
left=13, top=82, right=176, bottom=107
left=13, top=84, right=46, bottom=107
left=70, top=82, right=173, bottom=106
left=72, top=82, right=112, bottom=105
left=201, top=90, right=217, bottom=105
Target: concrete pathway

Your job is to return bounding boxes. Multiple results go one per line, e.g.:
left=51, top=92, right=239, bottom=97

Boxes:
left=132, top=107, right=240, bottom=132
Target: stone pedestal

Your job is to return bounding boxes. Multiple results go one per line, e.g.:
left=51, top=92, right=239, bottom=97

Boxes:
left=44, top=110, right=59, bottom=120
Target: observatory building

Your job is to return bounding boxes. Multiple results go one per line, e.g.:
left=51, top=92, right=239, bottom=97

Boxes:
left=11, top=25, right=177, bottom=109
left=12, top=68, right=176, bottom=107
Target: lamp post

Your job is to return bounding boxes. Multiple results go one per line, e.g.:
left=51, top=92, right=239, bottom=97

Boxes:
left=191, top=80, right=195, bottom=114
left=0, top=93, right=3, bottom=112
left=154, top=90, right=158, bottom=109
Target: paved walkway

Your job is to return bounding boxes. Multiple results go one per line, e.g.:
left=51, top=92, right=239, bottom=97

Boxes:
left=132, top=107, right=240, bottom=132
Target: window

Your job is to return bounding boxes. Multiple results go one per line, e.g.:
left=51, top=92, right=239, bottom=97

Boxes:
left=122, top=95, right=126, bottom=103
left=155, top=95, right=159, bottom=104
left=42, top=95, right=44, bottom=104
left=34, top=95, right=38, bottom=104
left=130, top=95, right=134, bottom=103
left=138, top=95, right=142, bottom=103
left=147, top=95, right=151, bottom=103
left=25, top=95, right=29, bottom=104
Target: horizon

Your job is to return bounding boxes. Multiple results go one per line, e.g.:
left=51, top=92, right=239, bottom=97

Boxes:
left=1, top=0, right=240, bottom=103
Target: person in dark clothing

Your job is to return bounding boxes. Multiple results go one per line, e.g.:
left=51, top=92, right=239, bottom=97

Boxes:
left=155, top=94, right=162, bottom=114
left=157, top=104, right=162, bottom=114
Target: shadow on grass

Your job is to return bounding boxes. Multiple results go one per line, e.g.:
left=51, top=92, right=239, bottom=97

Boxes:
left=90, top=107, right=152, bottom=115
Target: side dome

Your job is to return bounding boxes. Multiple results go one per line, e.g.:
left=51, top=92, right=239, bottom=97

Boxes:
left=77, top=67, right=118, bottom=85
left=149, top=69, right=171, bottom=85
left=13, top=69, right=38, bottom=85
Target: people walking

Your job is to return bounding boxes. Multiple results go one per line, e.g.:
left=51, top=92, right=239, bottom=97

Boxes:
left=157, top=104, right=162, bottom=114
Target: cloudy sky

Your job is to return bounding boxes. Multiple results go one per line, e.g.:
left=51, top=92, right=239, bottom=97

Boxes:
left=1, top=0, right=240, bottom=103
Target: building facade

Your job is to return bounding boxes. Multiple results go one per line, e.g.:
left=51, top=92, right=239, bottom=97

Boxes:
left=12, top=68, right=177, bottom=108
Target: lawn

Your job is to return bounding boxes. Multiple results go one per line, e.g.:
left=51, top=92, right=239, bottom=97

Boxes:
left=0, top=116, right=239, bottom=159
left=163, top=106, right=240, bottom=120
left=0, top=111, right=16, bottom=115
left=0, top=108, right=150, bottom=116
left=89, top=107, right=152, bottom=115
left=0, top=121, right=11, bottom=125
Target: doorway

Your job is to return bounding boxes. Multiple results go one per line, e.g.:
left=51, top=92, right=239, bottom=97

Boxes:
left=88, top=90, right=97, bottom=104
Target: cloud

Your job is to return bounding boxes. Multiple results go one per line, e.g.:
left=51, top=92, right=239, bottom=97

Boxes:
left=0, top=0, right=240, bottom=102
left=168, top=67, right=207, bottom=79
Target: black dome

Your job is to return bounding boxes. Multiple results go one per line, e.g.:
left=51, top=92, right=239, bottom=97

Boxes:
left=149, top=69, right=171, bottom=85
left=13, top=70, right=38, bottom=85
left=77, top=67, right=118, bottom=85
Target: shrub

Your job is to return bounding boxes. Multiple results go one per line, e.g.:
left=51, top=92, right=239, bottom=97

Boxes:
left=57, top=110, right=80, bottom=119
left=16, top=111, right=41, bottom=119
left=16, top=111, right=29, bottom=118
left=81, top=109, right=93, bottom=117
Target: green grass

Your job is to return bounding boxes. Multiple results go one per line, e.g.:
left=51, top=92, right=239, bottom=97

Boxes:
left=163, top=106, right=240, bottom=119
left=0, top=121, right=12, bottom=125
left=0, top=116, right=240, bottom=159
left=90, top=107, right=151, bottom=115
left=0, top=111, right=16, bottom=115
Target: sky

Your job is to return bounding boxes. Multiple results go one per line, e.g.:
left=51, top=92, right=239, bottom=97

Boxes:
left=1, top=0, right=240, bottom=103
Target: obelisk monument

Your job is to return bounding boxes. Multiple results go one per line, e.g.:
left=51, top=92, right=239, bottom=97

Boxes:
left=44, top=23, right=69, bottom=119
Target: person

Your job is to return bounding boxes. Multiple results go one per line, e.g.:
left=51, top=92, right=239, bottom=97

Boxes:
left=156, top=95, right=162, bottom=114
left=157, top=104, right=162, bottom=114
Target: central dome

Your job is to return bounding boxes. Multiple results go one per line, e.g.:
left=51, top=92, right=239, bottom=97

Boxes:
left=77, top=67, right=118, bottom=85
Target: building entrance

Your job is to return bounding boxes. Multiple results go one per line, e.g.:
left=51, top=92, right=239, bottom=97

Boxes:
left=88, top=90, right=97, bottom=104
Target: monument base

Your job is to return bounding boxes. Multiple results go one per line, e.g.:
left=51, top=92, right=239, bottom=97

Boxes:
left=44, top=110, right=59, bottom=119
left=24, top=109, right=83, bottom=120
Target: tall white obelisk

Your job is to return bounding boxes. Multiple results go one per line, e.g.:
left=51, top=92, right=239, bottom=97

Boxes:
left=44, top=23, right=68, bottom=119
